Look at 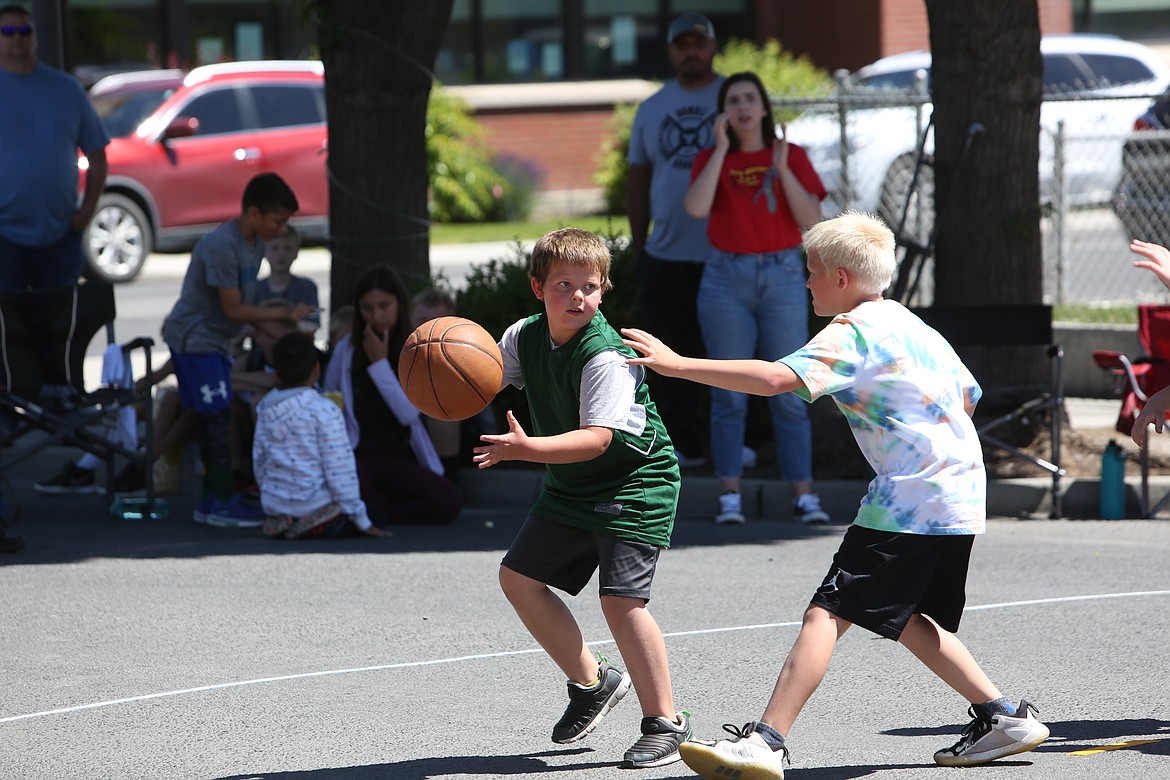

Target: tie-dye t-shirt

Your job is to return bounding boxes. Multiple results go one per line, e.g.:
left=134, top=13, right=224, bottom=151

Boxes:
left=781, top=299, right=986, bottom=535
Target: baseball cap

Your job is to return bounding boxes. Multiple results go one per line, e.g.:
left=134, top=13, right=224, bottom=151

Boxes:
left=668, top=12, right=715, bottom=44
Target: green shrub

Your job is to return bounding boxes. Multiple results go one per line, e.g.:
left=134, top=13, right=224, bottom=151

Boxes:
left=594, top=39, right=833, bottom=215
left=427, top=87, right=542, bottom=223
left=594, top=102, right=639, bottom=216
left=715, top=38, right=833, bottom=122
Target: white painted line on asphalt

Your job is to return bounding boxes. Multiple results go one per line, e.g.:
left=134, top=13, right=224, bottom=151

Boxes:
left=3, top=589, right=1167, bottom=726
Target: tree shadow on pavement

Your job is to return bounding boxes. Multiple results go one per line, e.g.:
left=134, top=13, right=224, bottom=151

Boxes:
left=215, top=746, right=684, bottom=779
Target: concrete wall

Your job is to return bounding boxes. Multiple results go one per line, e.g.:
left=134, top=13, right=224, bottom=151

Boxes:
left=1056, top=322, right=1141, bottom=398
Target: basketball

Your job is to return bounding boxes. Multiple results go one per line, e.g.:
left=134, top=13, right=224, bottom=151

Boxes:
left=399, top=316, right=503, bottom=422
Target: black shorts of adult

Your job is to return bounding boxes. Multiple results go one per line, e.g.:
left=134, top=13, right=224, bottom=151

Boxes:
left=501, top=514, right=661, bottom=600
left=809, top=524, right=975, bottom=640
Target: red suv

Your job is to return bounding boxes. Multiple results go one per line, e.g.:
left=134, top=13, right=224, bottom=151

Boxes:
left=81, top=61, right=328, bottom=282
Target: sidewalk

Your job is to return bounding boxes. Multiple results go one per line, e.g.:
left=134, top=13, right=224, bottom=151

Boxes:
left=3, top=405, right=1166, bottom=546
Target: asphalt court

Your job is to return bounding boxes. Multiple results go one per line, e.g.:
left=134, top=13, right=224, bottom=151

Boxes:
left=2, top=474, right=1169, bottom=779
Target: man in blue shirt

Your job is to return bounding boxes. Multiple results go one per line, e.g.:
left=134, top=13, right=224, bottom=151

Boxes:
left=0, top=2, right=109, bottom=293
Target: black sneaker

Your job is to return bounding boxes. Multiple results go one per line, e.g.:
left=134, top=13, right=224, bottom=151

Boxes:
left=621, top=711, right=692, bottom=769
left=34, top=462, right=103, bottom=495
left=113, top=462, right=146, bottom=494
left=551, top=659, right=631, bottom=743
left=0, top=533, right=24, bottom=554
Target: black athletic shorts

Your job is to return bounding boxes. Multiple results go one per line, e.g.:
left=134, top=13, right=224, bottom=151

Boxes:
left=808, top=524, right=974, bottom=640
left=501, top=514, right=660, bottom=600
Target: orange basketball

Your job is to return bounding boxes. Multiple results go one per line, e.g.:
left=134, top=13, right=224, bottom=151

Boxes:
left=399, top=316, right=503, bottom=422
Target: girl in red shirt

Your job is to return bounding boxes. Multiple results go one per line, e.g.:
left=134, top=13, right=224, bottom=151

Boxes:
left=684, top=71, right=830, bottom=525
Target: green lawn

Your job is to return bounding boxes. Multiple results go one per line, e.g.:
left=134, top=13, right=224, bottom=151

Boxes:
left=429, top=218, right=1135, bottom=326
left=431, top=215, right=631, bottom=244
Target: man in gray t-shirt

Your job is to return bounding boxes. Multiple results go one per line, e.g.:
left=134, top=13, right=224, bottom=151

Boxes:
left=626, top=12, right=722, bottom=465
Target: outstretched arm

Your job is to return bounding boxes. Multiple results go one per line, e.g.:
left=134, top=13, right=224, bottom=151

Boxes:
left=473, top=410, right=613, bottom=469
left=621, top=327, right=804, bottom=396
left=1131, top=239, right=1170, bottom=290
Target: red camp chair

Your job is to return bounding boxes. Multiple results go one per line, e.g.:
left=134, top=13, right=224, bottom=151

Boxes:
left=1093, top=304, right=1170, bottom=517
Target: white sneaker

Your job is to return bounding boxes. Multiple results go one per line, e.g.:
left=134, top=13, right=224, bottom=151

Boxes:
left=716, top=492, right=745, bottom=524
left=680, top=722, right=788, bottom=780
left=793, top=493, right=830, bottom=524
left=934, top=700, right=1050, bottom=766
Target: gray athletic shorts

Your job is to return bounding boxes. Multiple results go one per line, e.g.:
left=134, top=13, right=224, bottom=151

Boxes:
left=809, top=524, right=974, bottom=640
left=501, top=514, right=660, bottom=600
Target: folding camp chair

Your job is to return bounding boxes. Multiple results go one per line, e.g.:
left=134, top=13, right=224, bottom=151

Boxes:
left=1092, top=304, right=1170, bottom=518
left=913, top=305, right=1066, bottom=518
left=0, top=282, right=156, bottom=516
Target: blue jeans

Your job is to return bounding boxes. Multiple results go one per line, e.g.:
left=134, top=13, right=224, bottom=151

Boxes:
left=698, top=247, right=812, bottom=482
left=0, top=228, right=86, bottom=294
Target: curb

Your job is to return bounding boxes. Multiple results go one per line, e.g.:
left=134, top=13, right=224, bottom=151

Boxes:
left=457, top=468, right=1170, bottom=521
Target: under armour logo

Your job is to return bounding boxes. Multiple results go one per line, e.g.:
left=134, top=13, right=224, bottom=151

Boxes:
left=200, top=381, right=228, bottom=405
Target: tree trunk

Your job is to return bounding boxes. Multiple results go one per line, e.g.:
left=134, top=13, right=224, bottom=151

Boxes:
left=316, top=1, right=454, bottom=313
left=925, top=0, right=1044, bottom=395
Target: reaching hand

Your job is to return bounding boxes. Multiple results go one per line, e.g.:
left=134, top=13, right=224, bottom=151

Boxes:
left=473, top=410, right=528, bottom=469
left=620, top=327, right=684, bottom=374
left=1132, top=386, right=1170, bottom=449
left=1131, top=239, right=1170, bottom=290
left=288, top=302, right=317, bottom=323
left=362, top=324, right=389, bottom=364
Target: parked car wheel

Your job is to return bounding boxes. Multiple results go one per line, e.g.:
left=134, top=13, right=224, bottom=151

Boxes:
left=880, top=153, right=935, bottom=245
left=83, top=193, right=152, bottom=283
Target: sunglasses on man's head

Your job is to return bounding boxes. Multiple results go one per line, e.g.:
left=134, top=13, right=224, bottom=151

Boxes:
left=0, top=24, right=34, bottom=37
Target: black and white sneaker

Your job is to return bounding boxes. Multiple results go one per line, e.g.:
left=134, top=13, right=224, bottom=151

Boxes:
left=34, top=462, right=103, bottom=495
left=551, top=659, right=631, bottom=743
left=934, top=699, right=1049, bottom=766
left=793, top=493, right=830, bottom=524
left=621, top=711, right=692, bottom=769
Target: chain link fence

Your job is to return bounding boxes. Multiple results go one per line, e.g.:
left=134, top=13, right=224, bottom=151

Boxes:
left=776, top=81, right=1170, bottom=323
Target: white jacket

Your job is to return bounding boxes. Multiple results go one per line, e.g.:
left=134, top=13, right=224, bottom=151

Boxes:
left=322, top=334, right=443, bottom=475
left=252, top=386, right=372, bottom=530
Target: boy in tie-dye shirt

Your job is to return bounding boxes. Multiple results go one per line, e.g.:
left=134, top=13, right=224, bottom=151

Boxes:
left=622, top=212, right=1048, bottom=778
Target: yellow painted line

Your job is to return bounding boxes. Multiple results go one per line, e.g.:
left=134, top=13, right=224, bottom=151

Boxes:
left=1071, top=739, right=1163, bottom=755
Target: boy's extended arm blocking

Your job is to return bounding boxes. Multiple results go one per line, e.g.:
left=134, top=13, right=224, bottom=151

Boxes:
left=621, top=327, right=805, bottom=396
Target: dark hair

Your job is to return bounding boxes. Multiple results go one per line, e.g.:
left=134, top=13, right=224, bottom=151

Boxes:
left=717, top=71, right=775, bottom=154
left=271, top=331, right=320, bottom=387
left=351, top=264, right=412, bottom=372
left=241, top=172, right=299, bottom=215
left=0, top=5, right=30, bottom=17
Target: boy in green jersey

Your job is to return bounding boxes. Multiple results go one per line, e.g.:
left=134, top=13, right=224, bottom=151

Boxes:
left=474, top=227, right=687, bottom=769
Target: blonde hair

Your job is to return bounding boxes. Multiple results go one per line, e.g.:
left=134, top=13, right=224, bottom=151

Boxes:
left=529, top=227, right=613, bottom=291
left=803, top=212, right=896, bottom=294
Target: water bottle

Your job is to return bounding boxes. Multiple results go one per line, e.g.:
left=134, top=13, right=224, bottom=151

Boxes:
left=1099, top=440, right=1125, bottom=520
left=110, top=496, right=170, bottom=521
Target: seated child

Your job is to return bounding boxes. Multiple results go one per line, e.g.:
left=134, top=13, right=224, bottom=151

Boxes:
left=253, top=331, right=386, bottom=539
left=249, top=225, right=320, bottom=333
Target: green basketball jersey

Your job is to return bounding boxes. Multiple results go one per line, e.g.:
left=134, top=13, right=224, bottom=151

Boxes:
left=517, top=311, right=680, bottom=547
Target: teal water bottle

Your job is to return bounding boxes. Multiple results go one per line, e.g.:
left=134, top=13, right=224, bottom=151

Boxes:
left=1099, top=440, right=1125, bottom=520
